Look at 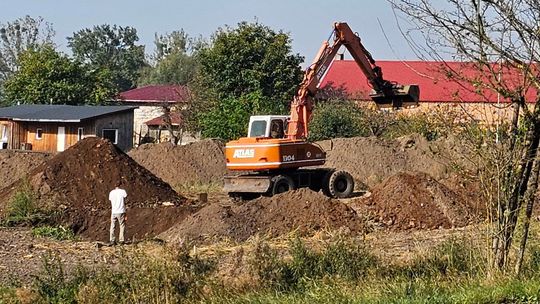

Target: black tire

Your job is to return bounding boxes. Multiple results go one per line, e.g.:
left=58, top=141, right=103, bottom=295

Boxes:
left=228, top=192, right=261, bottom=201
left=271, top=175, right=295, bottom=195
left=325, top=170, right=354, bottom=198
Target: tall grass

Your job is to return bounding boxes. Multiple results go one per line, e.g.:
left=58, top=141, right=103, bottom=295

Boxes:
left=249, top=236, right=377, bottom=292
left=8, top=235, right=540, bottom=303
left=1, top=180, right=52, bottom=227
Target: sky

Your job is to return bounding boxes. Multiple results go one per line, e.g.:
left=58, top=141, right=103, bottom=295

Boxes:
left=0, top=0, right=419, bottom=65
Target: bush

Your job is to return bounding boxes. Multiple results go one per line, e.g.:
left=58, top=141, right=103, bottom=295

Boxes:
left=32, top=226, right=75, bottom=241
left=2, top=182, right=50, bottom=226
left=308, top=101, right=368, bottom=141
left=309, top=101, right=445, bottom=142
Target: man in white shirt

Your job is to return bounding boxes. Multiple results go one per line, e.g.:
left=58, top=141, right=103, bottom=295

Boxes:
left=109, top=182, right=127, bottom=245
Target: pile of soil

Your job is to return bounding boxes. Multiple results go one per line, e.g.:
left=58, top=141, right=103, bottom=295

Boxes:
left=319, top=135, right=466, bottom=188
left=0, top=150, right=52, bottom=189
left=357, top=172, right=477, bottom=230
left=161, top=188, right=364, bottom=243
left=0, top=137, right=194, bottom=241
left=129, top=139, right=226, bottom=187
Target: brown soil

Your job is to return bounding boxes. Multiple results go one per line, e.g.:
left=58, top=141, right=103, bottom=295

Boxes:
left=161, top=188, right=364, bottom=243
left=354, top=172, right=478, bottom=230
left=0, top=150, right=52, bottom=189
left=0, top=137, right=192, bottom=241
left=319, top=135, right=465, bottom=188
left=128, top=139, right=227, bottom=187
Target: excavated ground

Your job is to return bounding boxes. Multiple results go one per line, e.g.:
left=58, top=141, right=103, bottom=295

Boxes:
left=161, top=188, right=365, bottom=243
left=128, top=139, right=227, bottom=187
left=0, top=134, right=492, bottom=286
left=350, top=172, right=481, bottom=231
left=0, top=137, right=194, bottom=241
left=0, top=135, right=482, bottom=244
left=319, top=134, right=470, bottom=188
left=0, top=150, right=52, bottom=189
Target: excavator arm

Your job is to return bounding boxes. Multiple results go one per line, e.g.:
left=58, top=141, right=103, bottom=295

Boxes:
left=287, top=22, right=420, bottom=140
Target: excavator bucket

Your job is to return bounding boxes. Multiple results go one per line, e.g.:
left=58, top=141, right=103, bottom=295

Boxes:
left=370, top=84, right=420, bottom=109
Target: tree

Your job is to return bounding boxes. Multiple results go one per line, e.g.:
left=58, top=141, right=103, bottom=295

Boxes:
left=188, top=21, right=304, bottom=138
left=3, top=46, right=116, bottom=105
left=138, top=30, right=199, bottom=86
left=199, top=91, right=270, bottom=140
left=67, top=24, right=146, bottom=92
left=391, top=0, right=540, bottom=275
left=0, top=16, right=55, bottom=83
left=308, top=100, right=367, bottom=141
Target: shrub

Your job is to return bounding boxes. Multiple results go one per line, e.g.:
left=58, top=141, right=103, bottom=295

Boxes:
left=2, top=181, right=50, bottom=226
left=308, top=101, right=368, bottom=141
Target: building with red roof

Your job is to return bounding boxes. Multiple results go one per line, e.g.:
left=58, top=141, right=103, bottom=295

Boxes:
left=119, top=85, right=189, bottom=104
left=142, top=112, right=194, bottom=144
left=320, top=59, right=537, bottom=122
left=118, top=85, right=195, bottom=145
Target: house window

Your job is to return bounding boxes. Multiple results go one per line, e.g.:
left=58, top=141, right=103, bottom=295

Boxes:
left=77, top=128, right=84, bottom=141
left=36, top=128, right=43, bottom=140
left=102, top=129, right=118, bottom=144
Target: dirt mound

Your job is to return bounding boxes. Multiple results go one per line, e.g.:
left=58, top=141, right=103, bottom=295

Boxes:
left=161, top=188, right=364, bottom=243
left=129, top=139, right=226, bottom=187
left=0, top=137, right=192, bottom=241
left=0, top=150, right=52, bottom=189
left=319, top=135, right=464, bottom=188
left=358, top=172, right=477, bottom=230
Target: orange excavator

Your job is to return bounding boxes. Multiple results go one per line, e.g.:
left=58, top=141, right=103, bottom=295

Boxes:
left=224, top=22, right=419, bottom=199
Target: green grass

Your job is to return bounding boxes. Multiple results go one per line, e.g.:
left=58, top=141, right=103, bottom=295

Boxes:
left=205, top=277, right=540, bottom=304
left=0, top=286, right=19, bottom=304
left=4, top=234, right=540, bottom=303
left=32, top=226, right=75, bottom=241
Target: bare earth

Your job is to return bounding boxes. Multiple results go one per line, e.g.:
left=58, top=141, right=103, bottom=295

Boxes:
left=0, top=135, right=488, bottom=285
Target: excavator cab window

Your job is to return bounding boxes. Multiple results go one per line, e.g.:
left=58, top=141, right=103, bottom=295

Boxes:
left=249, top=120, right=267, bottom=137
left=270, top=120, right=284, bottom=138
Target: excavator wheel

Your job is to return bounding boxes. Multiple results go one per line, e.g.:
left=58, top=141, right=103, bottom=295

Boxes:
left=323, top=170, right=354, bottom=198
left=271, top=175, right=295, bottom=195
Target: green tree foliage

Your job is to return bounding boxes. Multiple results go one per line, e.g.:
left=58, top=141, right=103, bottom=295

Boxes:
left=3, top=46, right=116, bottom=105
left=138, top=30, right=198, bottom=85
left=308, top=101, right=368, bottom=141
left=67, top=24, right=146, bottom=92
left=189, top=21, right=304, bottom=138
left=0, top=15, right=55, bottom=82
left=0, top=16, right=55, bottom=105
left=199, top=91, right=270, bottom=140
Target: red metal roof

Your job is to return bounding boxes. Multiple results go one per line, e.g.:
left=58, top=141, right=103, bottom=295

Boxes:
left=145, top=112, right=182, bottom=126
left=320, top=60, right=537, bottom=103
left=119, top=85, right=189, bottom=103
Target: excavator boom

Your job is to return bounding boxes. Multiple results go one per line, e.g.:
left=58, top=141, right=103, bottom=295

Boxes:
left=287, top=22, right=419, bottom=140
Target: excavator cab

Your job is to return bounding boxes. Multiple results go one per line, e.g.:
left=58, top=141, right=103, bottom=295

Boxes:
left=370, top=84, right=420, bottom=109
left=248, top=115, right=289, bottom=138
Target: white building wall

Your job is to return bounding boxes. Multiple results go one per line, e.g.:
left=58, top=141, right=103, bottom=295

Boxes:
left=133, top=105, right=165, bottom=145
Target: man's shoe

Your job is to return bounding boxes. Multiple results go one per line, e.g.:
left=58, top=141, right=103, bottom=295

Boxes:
left=107, top=241, right=116, bottom=246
